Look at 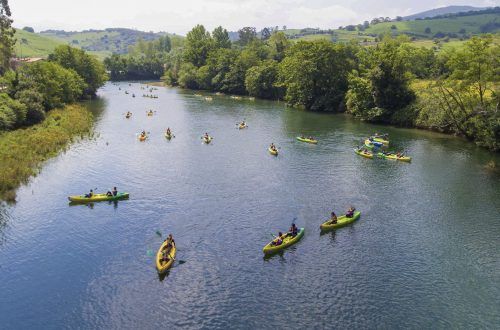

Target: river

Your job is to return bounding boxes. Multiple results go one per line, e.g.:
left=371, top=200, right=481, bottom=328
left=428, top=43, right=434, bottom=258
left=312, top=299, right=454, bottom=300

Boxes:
left=1, top=82, right=499, bottom=329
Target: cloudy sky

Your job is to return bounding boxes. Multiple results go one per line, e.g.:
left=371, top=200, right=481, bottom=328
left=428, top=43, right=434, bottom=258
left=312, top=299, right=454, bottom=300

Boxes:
left=10, top=0, right=498, bottom=34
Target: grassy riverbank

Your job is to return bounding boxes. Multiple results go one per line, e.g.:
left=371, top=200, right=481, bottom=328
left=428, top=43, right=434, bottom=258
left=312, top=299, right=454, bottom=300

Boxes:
left=0, top=105, right=93, bottom=202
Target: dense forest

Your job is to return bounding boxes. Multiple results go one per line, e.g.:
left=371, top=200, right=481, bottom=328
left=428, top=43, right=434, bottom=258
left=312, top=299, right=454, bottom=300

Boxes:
left=104, top=24, right=499, bottom=151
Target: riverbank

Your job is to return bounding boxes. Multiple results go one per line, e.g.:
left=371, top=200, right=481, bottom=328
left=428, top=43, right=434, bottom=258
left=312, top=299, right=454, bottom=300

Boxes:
left=0, top=105, right=94, bottom=202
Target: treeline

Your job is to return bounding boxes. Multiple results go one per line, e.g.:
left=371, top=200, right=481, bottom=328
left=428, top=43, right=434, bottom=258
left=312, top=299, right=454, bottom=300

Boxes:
left=0, top=45, right=107, bottom=130
left=104, top=24, right=499, bottom=151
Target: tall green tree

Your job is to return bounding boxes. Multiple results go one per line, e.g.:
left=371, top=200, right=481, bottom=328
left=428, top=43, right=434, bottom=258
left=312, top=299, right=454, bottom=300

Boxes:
left=238, top=27, right=257, bottom=46
left=49, top=45, right=107, bottom=96
left=184, top=24, right=213, bottom=67
left=212, top=26, right=231, bottom=49
left=245, top=60, right=282, bottom=99
left=0, top=0, right=15, bottom=74
left=267, top=32, right=290, bottom=62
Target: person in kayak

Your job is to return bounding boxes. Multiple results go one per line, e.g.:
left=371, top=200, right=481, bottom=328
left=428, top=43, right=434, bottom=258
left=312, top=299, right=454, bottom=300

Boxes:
left=85, top=189, right=94, bottom=198
left=329, top=212, right=338, bottom=224
left=270, top=143, right=277, bottom=152
left=161, top=234, right=175, bottom=262
left=346, top=207, right=356, bottom=218
left=166, top=127, right=171, bottom=136
left=288, top=223, right=298, bottom=237
left=272, top=232, right=284, bottom=246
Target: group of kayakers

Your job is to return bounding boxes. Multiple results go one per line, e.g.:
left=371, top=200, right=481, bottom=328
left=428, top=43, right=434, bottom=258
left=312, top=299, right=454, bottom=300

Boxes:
left=143, top=94, right=158, bottom=98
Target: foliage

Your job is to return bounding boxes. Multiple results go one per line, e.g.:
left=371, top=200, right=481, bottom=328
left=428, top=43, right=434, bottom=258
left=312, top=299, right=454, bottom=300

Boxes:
left=278, top=40, right=354, bottom=111
left=0, top=104, right=93, bottom=201
left=238, top=27, right=257, bottom=46
left=49, top=45, right=107, bottom=96
left=0, top=0, right=15, bottom=74
left=212, top=26, right=231, bottom=49
left=245, top=60, right=282, bottom=99
left=184, top=25, right=213, bottom=67
left=0, top=93, right=26, bottom=130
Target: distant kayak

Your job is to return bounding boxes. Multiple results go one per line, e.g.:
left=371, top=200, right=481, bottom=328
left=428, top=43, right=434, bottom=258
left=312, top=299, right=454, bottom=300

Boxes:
left=297, top=137, right=318, bottom=144
left=238, top=124, right=247, bottom=129
left=139, top=134, right=147, bottom=141
left=263, top=228, right=304, bottom=255
left=354, top=148, right=373, bottom=159
left=364, top=139, right=383, bottom=149
left=377, top=152, right=411, bottom=162
left=269, top=147, right=278, bottom=156
left=371, top=137, right=389, bottom=145
left=156, top=240, right=176, bottom=274
left=68, top=192, right=129, bottom=203
left=320, top=211, right=361, bottom=232
left=165, top=132, right=172, bottom=140
left=203, top=136, right=212, bottom=144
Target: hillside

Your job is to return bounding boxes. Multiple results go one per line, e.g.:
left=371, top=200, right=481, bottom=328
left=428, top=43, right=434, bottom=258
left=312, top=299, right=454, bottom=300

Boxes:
left=404, top=5, right=486, bottom=20
left=14, top=29, right=65, bottom=58
left=40, top=28, right=178, bottom=55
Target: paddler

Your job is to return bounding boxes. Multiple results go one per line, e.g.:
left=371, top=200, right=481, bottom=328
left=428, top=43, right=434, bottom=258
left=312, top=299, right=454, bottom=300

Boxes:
left=329, top=212, right=338, bottom=224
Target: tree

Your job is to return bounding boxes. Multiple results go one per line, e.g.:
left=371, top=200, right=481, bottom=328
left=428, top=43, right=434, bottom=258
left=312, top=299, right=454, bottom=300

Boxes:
left=184, top=24, right=213, bottom=67
left=22, top=26, right=34, bottom=33
left=49, top=45, right=107, bottom=96
left=238, top=27, right=257, bottom=46
left=346, top=72, right=375, bottom=118
left=267, top=32, right=290, bottom=62
left=0, top=0, right=15, bottom=74
left=212, top=26, right=231, bottom=49
left=261, top=27, right=271, bottom=40
left=156, top=35, right=172, bottom=53
left=245, top=60, right=282, bottom=99
left=0, top=93, right=26, bottom=130
left=278, top=40, right=354, bottom=111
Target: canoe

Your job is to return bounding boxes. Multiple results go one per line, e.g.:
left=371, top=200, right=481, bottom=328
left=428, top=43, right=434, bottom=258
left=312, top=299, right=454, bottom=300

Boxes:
left=156, top=240, right=177, bottom=274
left=377, top=152, right=411, bottom=162
left=165, top=132, right=172, bottom=140
left=320, top=211, right=361, bottom=232
left=297, top=137, right=318, bottom=144
left=139, top=134, right=147, bottom=141
left=68, top=192, right=129, bottom=203
left=203, top=136, right=212, bottom=144
left=354, top=148, right=373, bottom=159
left=371, top=137, right=389, bottom=145
left=364, top=139, right=383, bottom=149
left=269, top=147, right=278, bottom=156
left=263, top=228, right=304, bottom=255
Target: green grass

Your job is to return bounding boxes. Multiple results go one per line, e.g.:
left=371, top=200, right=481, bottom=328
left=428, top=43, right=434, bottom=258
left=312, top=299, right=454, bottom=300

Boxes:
left=0, top=105, right=94, bottom=202
left=364, top=14, right=499, bottom=36
left=14, top=29, right=65, bottom=58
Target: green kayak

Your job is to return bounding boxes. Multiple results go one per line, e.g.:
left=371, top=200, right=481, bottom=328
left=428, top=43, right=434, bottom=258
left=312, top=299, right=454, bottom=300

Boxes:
left=263, top=228, right=304, bottom=254
left=320, top=211, right=361, bottom=232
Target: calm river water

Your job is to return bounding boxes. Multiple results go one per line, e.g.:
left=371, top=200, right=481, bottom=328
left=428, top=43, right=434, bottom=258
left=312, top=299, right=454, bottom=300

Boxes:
left=1, top=82, right=499, bottom=329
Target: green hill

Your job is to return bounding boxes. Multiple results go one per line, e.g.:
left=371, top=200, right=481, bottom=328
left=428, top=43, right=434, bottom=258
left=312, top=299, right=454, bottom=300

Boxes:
left=14, top=29, right=65, bottom=58
left=404, top=6, right=487, bottom=20
left=40, top=28, right=178, bottom=55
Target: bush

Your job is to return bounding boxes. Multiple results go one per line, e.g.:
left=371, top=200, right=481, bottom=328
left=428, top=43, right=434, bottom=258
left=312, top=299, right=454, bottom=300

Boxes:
left=0, top=93, right=27, bottom=130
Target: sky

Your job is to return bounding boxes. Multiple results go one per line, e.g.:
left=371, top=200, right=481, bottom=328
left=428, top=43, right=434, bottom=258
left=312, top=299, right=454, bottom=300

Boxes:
left=10, top=0, right=499, bottom=34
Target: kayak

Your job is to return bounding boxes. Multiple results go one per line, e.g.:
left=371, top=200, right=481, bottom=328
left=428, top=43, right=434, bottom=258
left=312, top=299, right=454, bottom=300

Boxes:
left=147, top=112, right=154, bottom=116
left=354, top=148, right=373, bottom=159
left=297, top=137, right=318, bottom=144
left=238, top=124, right=247, bottom=129
left=269, top=147, right=278, bottom=156
left=139, top=134, right=147, bottom=141
left=165, top=132, right=172, bottom=140
left=68, top=192, right=129, bottom=203
left=263, top=228, right=304, bottom=255
left=156, top=240, right=177, bottom=274
left=203, top=136, right=212, bottom=144
left=125, top=114, right=131, bottom=119
left=371, top=137, right=389, bottom=145
left=377, top=152, right=411, bottom=162
left=320, top=211, right=361, bottom=232
left=364, top=139, right=383, bottom=149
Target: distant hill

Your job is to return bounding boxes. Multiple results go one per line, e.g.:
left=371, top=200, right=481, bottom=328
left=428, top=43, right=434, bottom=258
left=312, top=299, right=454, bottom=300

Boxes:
left=14, top=29, right=65, bottom=58
left=39, top=28, right=174, bottom=55
left=404, top=6, right=487, bottom=21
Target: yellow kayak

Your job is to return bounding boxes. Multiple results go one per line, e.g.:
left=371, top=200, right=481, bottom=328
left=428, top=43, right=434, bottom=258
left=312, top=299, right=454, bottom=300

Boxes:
left=203, top=136, right=212, bottom=144
left=378, top=152, right=411, bottom=162
left=238, top=124, right=247, bottom=129
left=68, top=192, right=129, bottom=203
left=297, top=137, right=318, bottom=144
left=165, top=132, right=172, bottom=140
left=139, top=134, right=147, bottom=141
left=263, top=228, right=305, bottom=254
left=156, top=240, right=176, bottom=274
left=372, top=137, right=389, bottom=145
left=269, top=147, right=278, bottom=156
left=354, top=148, right=373, bottom=159
left=125, top=114, right=131, bottom=119
left=320, top=211, right=361, bottom=232
left=147, top=112, right=154, bottom=117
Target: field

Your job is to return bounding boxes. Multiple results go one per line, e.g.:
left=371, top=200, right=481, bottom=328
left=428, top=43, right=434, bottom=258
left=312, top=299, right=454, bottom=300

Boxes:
left=14, top=29, right=65, bottom=58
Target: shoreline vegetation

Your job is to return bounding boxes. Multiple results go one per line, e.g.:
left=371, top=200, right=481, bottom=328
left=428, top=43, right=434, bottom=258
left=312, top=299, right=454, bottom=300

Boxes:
left=104, top=24, right=499, bottom=152
left=0, top=105, right=94, bottom=202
